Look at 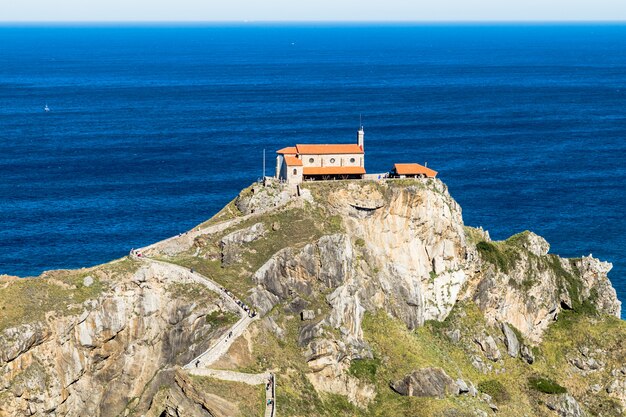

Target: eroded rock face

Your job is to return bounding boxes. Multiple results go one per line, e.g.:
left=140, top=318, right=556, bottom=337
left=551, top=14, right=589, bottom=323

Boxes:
left=252, top=182, right=469, bottom=350
left=337, top=182, right=468, bottom=329
left=0, top=323, right=50, bottom=363
left=390, top=368, right=459, bottom=398
left=463, top=232, right=621, bottom=343
left=518, top=231, right=550, bottom=257
left=0, top=262, right=235, bottom=417
left=302, top=338, right=376, bottom=407
left=252, top=234, right=353, bottom=300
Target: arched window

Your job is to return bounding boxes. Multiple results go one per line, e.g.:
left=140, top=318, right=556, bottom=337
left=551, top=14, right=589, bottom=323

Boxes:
left=309, top=158, right=314, bottom=163
left=350, top=157, right=356, bottom=163
left=330, top=158, right=336, bottom=163
left=293, top=168, right=297, bottom=175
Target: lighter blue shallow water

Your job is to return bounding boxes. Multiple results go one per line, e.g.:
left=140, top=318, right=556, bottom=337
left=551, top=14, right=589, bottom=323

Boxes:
left=0, top=24, right=624, bottom=316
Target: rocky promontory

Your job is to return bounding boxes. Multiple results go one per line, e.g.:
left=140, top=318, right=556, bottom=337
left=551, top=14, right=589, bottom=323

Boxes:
left=1, top=177, right=624, bottom=417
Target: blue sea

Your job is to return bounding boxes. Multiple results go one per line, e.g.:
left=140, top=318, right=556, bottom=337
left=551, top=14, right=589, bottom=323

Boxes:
left=0, top=24, right=625, bottom=316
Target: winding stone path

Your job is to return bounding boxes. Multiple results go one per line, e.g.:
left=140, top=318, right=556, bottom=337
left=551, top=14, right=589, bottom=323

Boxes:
left=139, top=214, right=254, bottom=257
left=132, top=241, right=276, bottom=416
left=187, top=369, right=269, bottom=385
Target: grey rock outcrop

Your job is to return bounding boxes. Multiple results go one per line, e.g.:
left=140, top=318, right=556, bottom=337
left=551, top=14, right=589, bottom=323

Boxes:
left=474, top=334, right=501, bottom=362
left=547, top=394, right=586, bottom=417
left=235, top=181, right=291, bottom=215
left=446, top=329, right=461, bottom=344
left=220, top=222, right=266, bottom=265
left=518, top=231, right=550, bottom=257
left=390, top=368, right=459, bottom=398
left=521, top=344, right=535, bottom=364
left=252, top=234, right=352, bottom=300
left=456, top=378, right=469, bottom=394
left=301, top=310, right=315, bottom=321
left=0, top=323, right=50, bottom=364
left=157, top=370, right=238, bottom=417
left=501, top=322, right=520, bottom=358
left=246, top=286, right=279, bottom=316
left=579, top=256, right=621, bottom=317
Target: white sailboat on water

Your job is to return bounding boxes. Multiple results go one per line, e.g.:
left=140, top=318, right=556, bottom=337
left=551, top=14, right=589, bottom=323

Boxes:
left=44, top=103, right=50, bottom=112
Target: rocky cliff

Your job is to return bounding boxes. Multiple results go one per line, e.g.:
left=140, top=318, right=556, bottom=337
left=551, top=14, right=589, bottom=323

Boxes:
left=1, top=177, right=624, bottom=417
left=0, top=260, right=239, bottom=416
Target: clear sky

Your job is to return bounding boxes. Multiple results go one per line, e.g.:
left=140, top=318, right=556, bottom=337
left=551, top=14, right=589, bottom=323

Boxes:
left=1, top=0, right=625, bottom=22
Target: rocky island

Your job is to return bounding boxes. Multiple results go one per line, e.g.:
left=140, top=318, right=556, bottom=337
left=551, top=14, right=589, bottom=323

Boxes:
left=0, top=177, right=624, bottom=417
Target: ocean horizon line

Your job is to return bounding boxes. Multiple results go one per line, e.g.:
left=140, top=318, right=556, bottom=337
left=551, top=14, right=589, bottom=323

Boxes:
left=1, top=20, right=626, bottom=27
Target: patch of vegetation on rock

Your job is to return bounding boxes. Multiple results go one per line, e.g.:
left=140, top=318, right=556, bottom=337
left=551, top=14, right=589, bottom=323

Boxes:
left=546, top=255, right=598, bottom=316
left=205, top=310, right=240, bottom=327
left=477, top=379, right=510, bottom=403
left=463, top=226, right=487, bottom=246
left=528, top=376, right=567, bottom=394
left=166, top=282, right=220, bottom=304
left=348, top=358, right=381, bottom=383
left=0, top=258, right=141, bottom=331
left=189, top=375, right=265, bottom=417
left=475, top=241, right=520, bottom=273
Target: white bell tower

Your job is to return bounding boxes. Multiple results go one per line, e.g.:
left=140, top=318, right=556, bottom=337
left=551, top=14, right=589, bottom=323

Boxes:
left=357, top=125, right=364, bottom=150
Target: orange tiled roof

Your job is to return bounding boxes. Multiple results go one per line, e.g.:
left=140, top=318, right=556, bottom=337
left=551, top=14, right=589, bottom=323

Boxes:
left=393, top=163, right=438, bottom=178
left=296, top=144, right=364, bottom=155
left=276, top=146, right=297, bottom=154
left=284, top=155, right=303, bottom=166
left=303, top=166, right=366, bottom=176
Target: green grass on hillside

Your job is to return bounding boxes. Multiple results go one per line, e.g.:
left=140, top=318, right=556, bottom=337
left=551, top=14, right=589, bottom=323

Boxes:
left=165, top=282, right=221, bottom=304
left=164, top=205, right=344, bottom=300
left=348, top=358, right=381, bottom=383
left=476, top=241, right=521, bottom=274
left=355, top=302, right=626, bottom=417
left=0, top=258, right=140, bottom=332
left=188, top=375, right=265, bottom=417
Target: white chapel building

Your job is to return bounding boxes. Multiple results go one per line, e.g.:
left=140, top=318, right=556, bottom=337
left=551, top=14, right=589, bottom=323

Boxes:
left=275, top=127, right=366, bottom=184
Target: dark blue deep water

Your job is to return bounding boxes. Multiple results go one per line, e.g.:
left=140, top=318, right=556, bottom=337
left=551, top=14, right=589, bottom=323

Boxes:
left=1, top=25, right=625, bottom=316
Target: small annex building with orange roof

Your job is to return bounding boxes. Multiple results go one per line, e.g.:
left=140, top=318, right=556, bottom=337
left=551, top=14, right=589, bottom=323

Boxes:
left=275, top=127, right=366, bottom=184
left=390, top=163, right=438, bottom=179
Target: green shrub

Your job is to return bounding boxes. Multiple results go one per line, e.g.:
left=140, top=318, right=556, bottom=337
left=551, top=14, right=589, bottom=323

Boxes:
left=528, top=376, right=567, bottom=394
left=476, top=241, right=519, bottom=273
left=429, top=270, right=438, bottom=281
left=348, top=358, right=380, bottom=383
left=206, top=310, right=239, bottom=327
left=478, top=380, right=510, bottom=403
